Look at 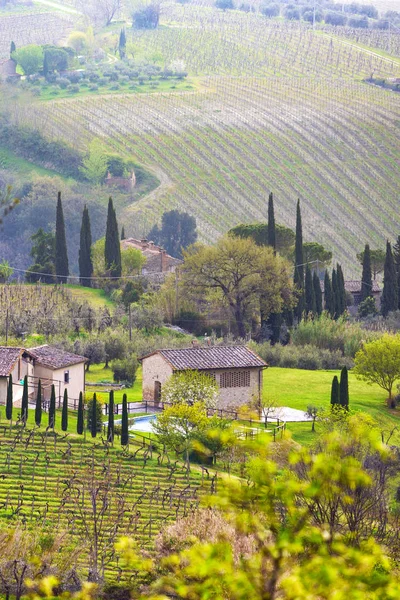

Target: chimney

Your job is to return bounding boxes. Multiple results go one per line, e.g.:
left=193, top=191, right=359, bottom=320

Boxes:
left=192, top=339, right=199, bottom=347
left=140, top=238, right=148, bottom=249
left=159, top=248, right=168, bottom=272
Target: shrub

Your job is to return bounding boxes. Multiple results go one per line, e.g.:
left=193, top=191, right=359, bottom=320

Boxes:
left=215, top=0, right=234, bottom=9
left=67, top=84, right=80, bottom=93
left=261, top=3, right=280, bottom=16
left=67, top=72, right=82, bottom=83
left=250, top=341, right=354, bottom=370
left=111, top=355, right=139, bottom=385
left=285, top=7, right=300, bottom=19
left=56, top=77, right=70, bottom=89
left=348, top=15, right=369, bottom=27
left=325, top=11, right=347, bottom=25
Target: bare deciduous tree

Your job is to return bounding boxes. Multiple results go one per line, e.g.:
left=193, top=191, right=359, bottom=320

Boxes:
left=77, top=0, right=122, bottom=27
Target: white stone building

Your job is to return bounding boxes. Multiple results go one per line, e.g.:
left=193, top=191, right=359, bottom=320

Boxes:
left=141, top=345, right=267, bottom=410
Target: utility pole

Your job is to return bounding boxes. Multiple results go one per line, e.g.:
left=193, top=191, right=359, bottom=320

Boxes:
left=5, top=309, right=8, bottom=345
left=128, top=304, right=132, bottom=342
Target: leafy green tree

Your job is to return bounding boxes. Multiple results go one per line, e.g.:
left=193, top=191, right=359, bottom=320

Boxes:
left=229, top=223, right=295, bottom=258
left=79, top=205, right=93, bottom=286
left=49, top=384, right=56, bottom=429
left=358, top=296, right=377, bottom=318
left=303, top=242, right=332, bottom=270
left=111, top=356, right=139, bottom=385
left=77, top=391, right=84, bottom=435
left=12, top=44, right=43, bottom=75
left=148, top=209, right=197, bottom=259
left=293, top=199, right=304, bottom=321
left=0, top=185, right=19, bottom=226
left=6, top=375, right=12, bottom=421
left=330, top=375, right=339, bottom=406
left=361, top=243, right=373, bottom=302
left=61, top=389, right=68, bottom=432
left=132, top=3, right=160, bottom=28
left=357, top=248, right=385, bottom=279
left=35, top=379, right=42, bottom=426
left=339, top=366, right=349, bottom=409
left=121, top=392, right=129, bottom=446
left=21, top=375, right=28, bottom=426
left=43, top=47, right=69, bottom=73
left=324, top=270, right=334, bottom=317
left=162, top=370, right=219, bottom=409
left=354, top=333, right=400, bottom=404
left=55, top=192, right=69, bottom=283
left=105, top=197, right=121, bottom=277
left=304, top=264, right=316, bottom=315
left=182, top=235, right=294, bottom=338
left=107, top=390, right=114, bottom=443
left=305, top=404, right=319, bottom=431
left=26, top=228, right=55, bottom=284
left=0, top=260, right=13, bottom=283
left=153, top=402, right=209, bottom=471
left=313, top=271, right=322, bottom=315
left=267, top=192, right=275, bottom=251
left=118, top=29, right=126, bottom=59
left=381, top=241, right=398, bottom=317
left=79, top=140, right=108, bottom=184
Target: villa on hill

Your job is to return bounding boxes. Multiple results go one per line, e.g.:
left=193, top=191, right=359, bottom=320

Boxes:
left=0, top=345, right=86, bottom=407
left=121, top=238, right=182, bottom=282
left=140, top=345, right=267, bottom=410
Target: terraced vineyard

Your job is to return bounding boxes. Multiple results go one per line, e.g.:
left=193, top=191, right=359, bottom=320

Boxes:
left=0, top=425, right=211, bottom=578
left=6, top=6, right=400, bottom=274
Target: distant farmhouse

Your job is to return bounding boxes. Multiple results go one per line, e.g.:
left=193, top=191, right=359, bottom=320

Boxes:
left=141, top=345, right=267, bottom=410
left=105, top=170, right=136, bottom=192
left=0, top=345, right=86, bottom=408
left=321, top=280, right=381, bottom=312
left=121, top=238, right=182, bottom=282
left=0, top=58, right=20, bottom=80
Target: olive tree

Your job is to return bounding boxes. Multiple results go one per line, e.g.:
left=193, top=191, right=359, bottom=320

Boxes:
left=354, top=333, right=400, bottom=405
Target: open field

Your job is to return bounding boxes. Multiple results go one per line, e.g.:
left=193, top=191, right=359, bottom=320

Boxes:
left=264, top=367, right=400, bottom=444
left=10, top=5, right=398, bottom=275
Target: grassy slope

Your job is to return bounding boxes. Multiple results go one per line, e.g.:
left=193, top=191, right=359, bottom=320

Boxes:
left=64, top=285, right=115, bottom=310
left=264, top=367, right=400, bottom=445
left=85, top=363, right=143, bottom=405
left=19, top=6, right=400, bottom=275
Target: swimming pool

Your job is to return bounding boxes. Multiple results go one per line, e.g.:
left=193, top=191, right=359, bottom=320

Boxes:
left=128, top=414, right=157, bottom=433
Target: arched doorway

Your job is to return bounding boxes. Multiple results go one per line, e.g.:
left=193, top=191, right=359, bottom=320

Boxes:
left=154, top=381, right=161, bottom=404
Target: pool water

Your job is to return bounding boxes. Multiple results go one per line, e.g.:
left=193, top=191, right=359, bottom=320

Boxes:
left=128, top=414, right=157, bottom=433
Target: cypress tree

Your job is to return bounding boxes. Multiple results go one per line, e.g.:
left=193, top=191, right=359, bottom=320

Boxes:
left=91, top=393, right=97, bottom=438
left=336, top=264, right=346, bottom=317
left=10, top=41, right=16, bottom=57
left=361, top=244, right=373, bottom=302
left=121, top=225, right=126, bottom=240
left=339, top=366, right=349, bottom=409
left=77, top=391, right=84, bottom=435
left=324, top=270, right=334, bottom=316
left=21, top=375, right=28, bottom=426
left=121, top=393, right=129, bottom=446
left=305, top=264, right=316, bottom=315
left=107, top=390, right=114, bottom=443
left=330, top=375, right=339, bottom=407
left=105, top=197, right=122, bottom=278
left=393, top=236, right=400, bottom=310
left=381, top=241, right=398, bottom=317
left=267, top=192, right=276, bottom=251
left=331, top=268, right=338, bottom=319
left=62, top=388, right=68, bottom=432
left=55, top=192, right=69, bottom=283
left=6, top=374, right=12, bottom=421
left=49, top=384, right=56, bottom=429
left=35, top=379, right=42, bottom=427
left=43, top=51, right=49, bottom=77
left=267, top=312, right=282, bottom=345
left=119, top=29, right=126, bottom=59
left=293, top=199, right=304, bottom=320
left=79, top=205, right=93, bottom=287
left=313, top=271, right=323, bottom=316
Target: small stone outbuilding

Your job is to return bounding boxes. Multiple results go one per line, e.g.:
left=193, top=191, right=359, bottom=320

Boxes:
left=141, top=345, right=267, bottom=410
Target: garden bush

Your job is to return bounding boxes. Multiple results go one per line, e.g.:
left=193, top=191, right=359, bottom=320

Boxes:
left=250, top=341, right=354, bottom=370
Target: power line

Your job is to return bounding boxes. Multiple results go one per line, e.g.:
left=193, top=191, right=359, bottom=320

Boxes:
left=8, top=266, right=144, bottom=281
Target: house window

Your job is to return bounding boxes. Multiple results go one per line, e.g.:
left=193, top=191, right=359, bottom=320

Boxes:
left=220, top=370, right=250, bottom=388
left=64, top=370, right=70, bottom=384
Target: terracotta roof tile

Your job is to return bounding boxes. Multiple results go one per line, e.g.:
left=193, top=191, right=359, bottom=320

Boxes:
left=0, top=347, right=23, bottom=377
left=145, top=346, right=267, bottom=370
left=28, top=345, right=87, bottom=369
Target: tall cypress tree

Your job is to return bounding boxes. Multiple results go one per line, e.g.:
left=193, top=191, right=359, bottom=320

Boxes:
left=119, top=29, right=126, bottom=59
left=121, top=393, right=129, bottom=446
left=62, top=389, right=68, bottom=432
left=293, top=199, right=304, bottom=321
left=91, top=393, right=97, bottom=438
left=55, top=192, right=69, bottom=283
left=324, top=270, right=333, bottom=316
left=121, top=225, right=126, bottom=240
left=313, top=271, right=323, bottom=315
left=35, top=379, right=42, bottom=427
left=49, top=384, right=56, bottom=429
left=267, top=312, right=282, bottom=345
left=393, top=236, right=400, bottom=310
left=6, top=374, right=12, bottom=421
left=305, top=264, right=316, bottom=315
left=107, top=390, right=114, bottom=443
left=77, top=391, right=84, bottom=435
left=21, top=375, right=28, bottom=426
left=79, top=205, right=93, bottom=287
left=105, top=197, right=122, bottom=278
left=267, top=192, right=276, bottom=251
left=10, top=41, right=16, bottom=57
left=361, top=243, right=373, bottom=302
left=339, top=366, right=349, bottom=409
left=330, top=375, right=339, bottom=407
left=381, top=240, right=398, bottom=317
left=331, top=268, right=338, bottom=319
left=336, top=264, right=346, bottom=317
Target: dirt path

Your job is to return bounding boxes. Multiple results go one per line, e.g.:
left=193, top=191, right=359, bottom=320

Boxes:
left=34, top=0, right=79, bottom=14
left=122, top=164, right=175, bottom=219
left=321, top=32, right=400, bottom=66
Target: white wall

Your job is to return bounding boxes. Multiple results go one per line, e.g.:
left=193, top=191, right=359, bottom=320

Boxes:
left=34, top=362, right=85, bottom=404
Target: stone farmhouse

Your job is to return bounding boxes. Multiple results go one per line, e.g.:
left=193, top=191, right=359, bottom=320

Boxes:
left=0, top=58, right=20, bottom=80
left=0, top=345, right=86, bottom=407
left=105, top=170, right=136, bottom=192
left=141, top=345, right=267, bottom=410
left=121, top=238, right=182, bottom=282
left=321, top=279, right=381, bottom=312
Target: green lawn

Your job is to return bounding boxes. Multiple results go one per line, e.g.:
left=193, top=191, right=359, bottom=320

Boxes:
left=264, top=368, right=400, bottom=445
left=64, top=285, right=115, bottom=310
left=85, top=363, right=142, bottom=405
